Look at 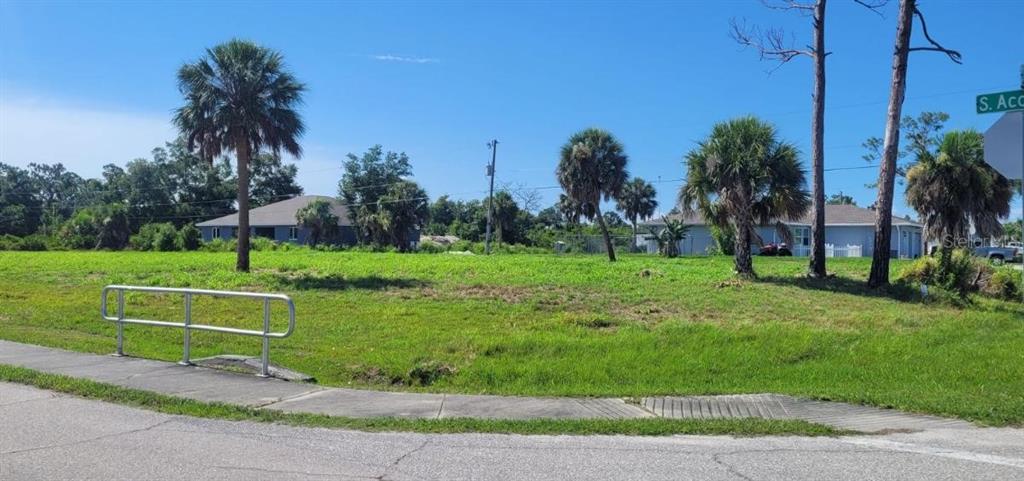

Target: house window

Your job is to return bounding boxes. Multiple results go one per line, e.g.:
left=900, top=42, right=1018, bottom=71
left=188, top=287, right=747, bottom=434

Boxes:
left=212, top=227, right=220, bottom=239
left=288, top=227, right=298, bottom=241
left=230, top=227, right=238, bottom=238
left=794, top=227, right=810, bottom=246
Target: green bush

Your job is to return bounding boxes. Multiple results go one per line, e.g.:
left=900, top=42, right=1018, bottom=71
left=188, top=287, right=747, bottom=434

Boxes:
left=710, top=224, right=736, bottom=256
left=19, top=234, right=51, bottom=251
left=250, top=237, right=279, bottom=251
left=130, top=223, right=179, bottom=251
left=449, top=240, right=474, bottom=252
left=152, top=224, right=179, bottom=251
left=200, top=238, right=237, bottom=252
left=982, top=269, right=1021, bottom=301
left=899, top=249, right=1018, bottom=302
left=59, top=210, right=101, bottom=249
left=177, top=224, right=201, bottom=251
left=0, top=234, right=23, bottom=251
left=417, top=240, right=447, bottom=253
left=898, top=256, right=939, bottom=285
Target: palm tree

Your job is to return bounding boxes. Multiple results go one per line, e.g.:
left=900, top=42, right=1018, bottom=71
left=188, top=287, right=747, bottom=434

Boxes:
left=616, top=177, right=658, bottom=252
left=557, top=128, right=629, bottom=262
left=174, top=39, right=306, bottom=271
left=295, top=199, right=339, bottom=247
left=905, top=129, right=1012, bottom=275
left=679, top=116, right=810, bottom=278
left=376, top=180, right=430, bottom=251
left=648, top=217, right=689, bottom=258
left=491, top=191, right=520, bottom=245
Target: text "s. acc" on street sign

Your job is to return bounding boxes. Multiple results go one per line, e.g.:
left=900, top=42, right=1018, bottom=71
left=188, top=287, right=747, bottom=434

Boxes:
left=977, top=89, right=1024, bottom=114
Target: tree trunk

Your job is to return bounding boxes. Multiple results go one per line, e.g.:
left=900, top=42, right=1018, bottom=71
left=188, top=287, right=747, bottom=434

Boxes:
left=868, top=0, right=914, bottom=288
left=594, top=203, right=616, bottom=262
left=807, top=0, right=828, bottom=279
left=235, top=136, right=252, bottom=272
left=733, top=194, right=755, bottom=278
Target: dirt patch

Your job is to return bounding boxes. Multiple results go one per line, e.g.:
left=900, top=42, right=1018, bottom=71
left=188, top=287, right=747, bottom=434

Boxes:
left=716, top=279, right=746, bottom=289
left=386, top=284, right=539, bottom=303
left=406, top=360, right=457, bottom=386
left=351, top=365, right=405, bottom=386
left=638, top=268, right=664, bottom=278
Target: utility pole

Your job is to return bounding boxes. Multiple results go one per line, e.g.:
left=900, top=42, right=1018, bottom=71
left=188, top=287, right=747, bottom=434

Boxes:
left=484, top=139, right=499, bottom=254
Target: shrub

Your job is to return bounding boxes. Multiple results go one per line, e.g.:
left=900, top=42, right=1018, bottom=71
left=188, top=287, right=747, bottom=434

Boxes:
left=981, top=269, right=1021, bottom=301
left=130, top=223, right=178, bottom=251
left=250, top=237, right=278, bottom=251
left=55, top=204, right=130, bottom=250
left=151, top=224, right=179, bottom=251
left=201, top=238, right=237, bottom=252
left=58, top=210, right=101, bottom=249
left=899, top=256, right=939, bottom=285
left=20, top=234, right=51, bottom=251
left=93, top=204, right=130, bottom=250
left=0, top=234, right=23, bottom=251
left=899, top=249, right=1018, bottom=301
left=177, top=224, right=201, bottom=251
left=710, top=224, right=736, bottom=256
left=417, top=240, right=447, bottom=253
left=449, top=240, right=474, bottom=252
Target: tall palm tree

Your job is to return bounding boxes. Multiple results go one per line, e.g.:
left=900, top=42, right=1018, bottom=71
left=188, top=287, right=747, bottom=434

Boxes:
left=905, top=129, right=1012, bottom=274
left=491, top=191, right=520, bottom=245
left=174, top=39, right=306, bottom=271
left=557, top=128, right=629, bottom=262
left=616, top=177, right=658, bottom=252
left=679, top=116, right=810, bottom=278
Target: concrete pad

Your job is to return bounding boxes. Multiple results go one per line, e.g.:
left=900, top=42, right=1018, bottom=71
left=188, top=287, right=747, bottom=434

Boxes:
left=45, top=356, right=187, bottom=383
left=440, top=395, right=651, bottom=420
left=265, top=388, right=444, bottom=418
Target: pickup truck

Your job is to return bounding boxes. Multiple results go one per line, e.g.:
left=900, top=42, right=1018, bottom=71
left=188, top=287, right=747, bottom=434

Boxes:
left=974, top=246, right=1020, bottom=264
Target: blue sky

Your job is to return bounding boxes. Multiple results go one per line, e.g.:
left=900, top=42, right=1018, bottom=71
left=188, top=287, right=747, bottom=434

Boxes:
left=1, top=0, right=1021, bottom=219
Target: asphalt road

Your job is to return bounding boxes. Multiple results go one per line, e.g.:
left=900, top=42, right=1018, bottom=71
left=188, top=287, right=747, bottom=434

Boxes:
left=2, top=382, right=1022, bottom=481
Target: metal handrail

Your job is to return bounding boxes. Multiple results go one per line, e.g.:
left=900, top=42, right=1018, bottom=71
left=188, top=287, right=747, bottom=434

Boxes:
left=100, top=285, right=296, bottom=377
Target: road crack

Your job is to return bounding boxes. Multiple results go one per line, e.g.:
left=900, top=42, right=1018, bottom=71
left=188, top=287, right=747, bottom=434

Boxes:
left=0, top=419, right=174, bottom=456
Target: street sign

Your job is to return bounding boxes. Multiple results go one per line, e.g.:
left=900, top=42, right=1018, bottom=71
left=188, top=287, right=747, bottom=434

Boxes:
left=977, top=90, right=1024, bottom=114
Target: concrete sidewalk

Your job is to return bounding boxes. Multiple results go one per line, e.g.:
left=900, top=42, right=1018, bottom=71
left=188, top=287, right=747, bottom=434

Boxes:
left=0, top=340, right=975, bottom=432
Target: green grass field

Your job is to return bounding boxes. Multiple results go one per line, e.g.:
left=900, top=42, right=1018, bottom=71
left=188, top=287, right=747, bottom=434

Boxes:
left=0, top=251, right=1021, bottom=425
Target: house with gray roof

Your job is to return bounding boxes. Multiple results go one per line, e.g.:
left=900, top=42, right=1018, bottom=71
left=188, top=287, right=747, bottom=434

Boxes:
left=641, top=204, right=924, bottom=258
left=197, top=195, right=358, bottom=246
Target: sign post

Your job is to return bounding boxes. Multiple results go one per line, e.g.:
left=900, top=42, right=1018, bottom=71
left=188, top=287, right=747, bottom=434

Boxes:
left=977, top=66, right=1024, bottom=301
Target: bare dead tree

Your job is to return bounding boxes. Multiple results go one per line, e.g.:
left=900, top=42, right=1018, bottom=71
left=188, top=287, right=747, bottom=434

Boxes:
left=868, top=0, right=961, bottom=287
left=500, top=181, right=543, bottom=213
left=731, top=0, right=885, bottom=279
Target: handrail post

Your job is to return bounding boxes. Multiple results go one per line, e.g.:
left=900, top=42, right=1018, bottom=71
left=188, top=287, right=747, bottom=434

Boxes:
left=114, top=289, right=125, bottom=357
left=258, top=298, right=271, bottom=377
left=180, top=293, right=192, bottom=366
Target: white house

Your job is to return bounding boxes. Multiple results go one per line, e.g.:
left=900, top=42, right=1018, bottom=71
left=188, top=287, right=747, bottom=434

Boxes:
left=641, top=204, right=924, bottom=258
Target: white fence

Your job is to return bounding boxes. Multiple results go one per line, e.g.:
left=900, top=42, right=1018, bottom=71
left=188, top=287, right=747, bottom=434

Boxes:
left=825, top=244, right=862, bottom=258
left=788, top=244, right=862, bottom=257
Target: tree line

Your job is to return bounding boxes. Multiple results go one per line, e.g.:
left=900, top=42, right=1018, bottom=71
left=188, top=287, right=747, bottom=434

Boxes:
left=0, top=138, right=302, bottom=249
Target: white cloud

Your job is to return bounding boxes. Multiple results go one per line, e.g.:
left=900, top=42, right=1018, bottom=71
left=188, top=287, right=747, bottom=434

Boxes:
left=371, top=54, right=439, bottom=64
left=0, top=98, right=176, bottom=176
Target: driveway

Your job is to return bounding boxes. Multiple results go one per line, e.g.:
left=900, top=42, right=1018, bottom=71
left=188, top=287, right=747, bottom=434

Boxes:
left=2, top=382, right=1023, bottom=480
